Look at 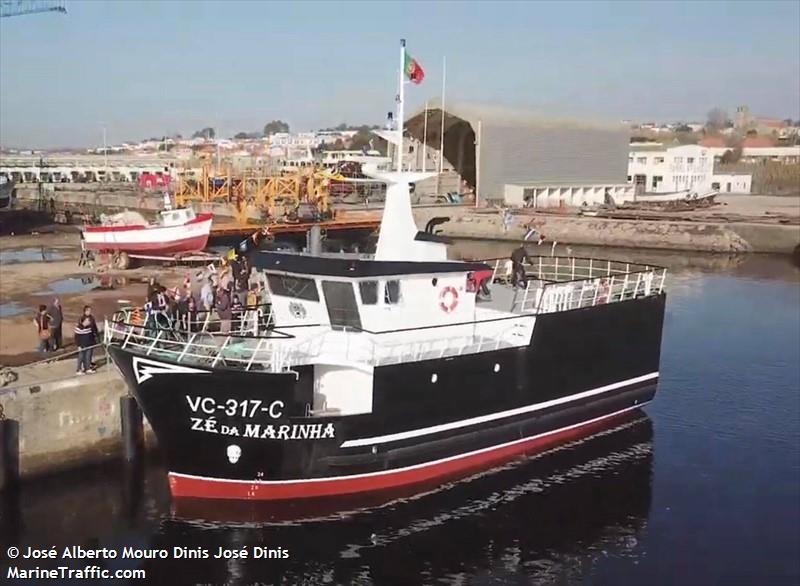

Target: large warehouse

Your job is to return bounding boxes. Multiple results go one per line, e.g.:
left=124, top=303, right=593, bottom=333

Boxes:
left=403, top=101, right=631, bottom=205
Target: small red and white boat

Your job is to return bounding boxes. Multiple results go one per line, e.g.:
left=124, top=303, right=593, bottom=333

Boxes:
left=82, top=208, right=213, bottom=254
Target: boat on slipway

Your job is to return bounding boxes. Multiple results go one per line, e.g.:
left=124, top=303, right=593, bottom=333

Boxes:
left=103, top=167, right=668, bottom=501
left=81, top=207, right=213, bottom=255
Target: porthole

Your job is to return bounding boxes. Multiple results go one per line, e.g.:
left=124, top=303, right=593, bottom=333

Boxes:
left=431, top=373, right=438, bottom=383
left=493, top=363, right=501, bottom=373
left=432, top=278, right=438, bottom=286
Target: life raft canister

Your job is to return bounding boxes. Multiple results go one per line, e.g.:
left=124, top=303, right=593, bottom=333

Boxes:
left=439, top=286, right=459, bottom=313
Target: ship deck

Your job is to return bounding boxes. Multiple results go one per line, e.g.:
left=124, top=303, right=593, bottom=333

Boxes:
left=103, top=255, right=667, bottom=374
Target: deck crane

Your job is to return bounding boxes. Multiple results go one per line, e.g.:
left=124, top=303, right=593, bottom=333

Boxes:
left=0, top=0, right=66, bottom=18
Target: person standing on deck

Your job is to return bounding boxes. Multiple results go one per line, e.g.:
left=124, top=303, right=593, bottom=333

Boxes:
left=74, top=305, right=98, bottom=374
left=245, top=285, right=259, bottom=334
left=216, top=284, right=233, bottom=334
left=229, top=255, right=241, bottom=292
left=186, top=296, right=199, bottom=332
left=510, top=245, right=534, bottom=289
left=175, top=288, right=188, bottom=330
left=48, top=297, right=63, bottom=350
left=200, top=276, right=215, bottom=326
left=231, top=293, right=243, bottom=333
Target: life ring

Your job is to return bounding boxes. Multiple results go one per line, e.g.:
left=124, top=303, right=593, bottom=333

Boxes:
left=439, top=287, right=459, bottom=313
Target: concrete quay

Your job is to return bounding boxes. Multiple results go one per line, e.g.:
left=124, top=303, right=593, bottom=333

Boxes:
left=15, top=185, right=800, bottom=254
left=0, top=354, right=152, bottom=480
left=413, top=197, right=800, bottom=255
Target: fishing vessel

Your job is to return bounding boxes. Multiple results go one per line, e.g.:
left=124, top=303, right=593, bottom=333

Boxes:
left=104, top=167, right=667, bottom=501
left=103, top=40, right=667, bottom=502
left=81, top=207, right=213, bottom=254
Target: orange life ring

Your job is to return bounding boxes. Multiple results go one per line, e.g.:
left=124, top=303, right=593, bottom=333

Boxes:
left=439, top=286, right=459, bottom=313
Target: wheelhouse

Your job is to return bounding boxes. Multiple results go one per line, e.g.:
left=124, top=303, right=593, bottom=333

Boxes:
left=253, top=252, right=493, bottom=333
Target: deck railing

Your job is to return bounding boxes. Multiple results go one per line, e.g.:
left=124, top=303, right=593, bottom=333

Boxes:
left=104, top=256, right=666, bottom=373
left=104, top=311, right=535, bottom=373
left=487, top=255, right=667, bottom=314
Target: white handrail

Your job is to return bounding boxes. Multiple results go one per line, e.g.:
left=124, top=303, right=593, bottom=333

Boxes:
left=146, top=330, right=163, bottom=355
left=177, top=333, right=197, bottom=362
left=246, top=338, right=264, bottom=371
left=211, top=336, right=230, bottom=368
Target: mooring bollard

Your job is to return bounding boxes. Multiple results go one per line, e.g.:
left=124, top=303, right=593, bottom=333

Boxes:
left=0, top=415, right=20, bottom=492
left=120, top=395, right=144, bottom=463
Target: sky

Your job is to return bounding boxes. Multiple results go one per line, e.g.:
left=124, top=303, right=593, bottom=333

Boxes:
left=1, top=0, right=799, bottom=149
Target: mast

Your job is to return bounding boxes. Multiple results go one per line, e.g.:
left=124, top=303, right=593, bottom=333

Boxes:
left=437, top=56, right=446, bottom=194
left=422, top=101, right=428, bottom=172
left=395, top=39, right=406, bottom=172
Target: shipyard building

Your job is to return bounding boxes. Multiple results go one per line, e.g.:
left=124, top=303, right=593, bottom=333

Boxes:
left=401, top=101, right=632, bottom=207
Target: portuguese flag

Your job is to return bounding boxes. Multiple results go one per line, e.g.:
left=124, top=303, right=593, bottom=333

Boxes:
left=404, top=52, right=425, bottom=84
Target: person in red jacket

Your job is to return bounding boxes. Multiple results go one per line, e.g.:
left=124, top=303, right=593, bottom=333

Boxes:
left=34, top=304, right=53, bottom=353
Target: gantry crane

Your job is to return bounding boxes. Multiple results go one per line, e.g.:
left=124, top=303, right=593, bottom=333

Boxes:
left=0, top=0, right=66, bottom=18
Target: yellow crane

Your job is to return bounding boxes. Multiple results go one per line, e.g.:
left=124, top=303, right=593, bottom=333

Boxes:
left=175, top=163, right=344, bottom=225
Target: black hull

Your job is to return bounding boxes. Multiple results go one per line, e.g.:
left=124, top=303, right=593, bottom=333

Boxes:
left=108, top=294, right=666, bottom=500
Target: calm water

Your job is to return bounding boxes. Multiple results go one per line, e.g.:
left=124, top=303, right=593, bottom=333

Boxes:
left=1, top=246, right=798, bottom=586
left=0, top=247, right=66, bottom=265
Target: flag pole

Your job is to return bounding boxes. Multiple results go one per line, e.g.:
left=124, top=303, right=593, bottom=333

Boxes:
left=437, top=56, right=446, bottom=194
left=396, top=39, right=406, bottom=172
left=422, top=101, right=428, bottom=172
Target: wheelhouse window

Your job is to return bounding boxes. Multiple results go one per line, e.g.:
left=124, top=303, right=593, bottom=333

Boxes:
left=359, top=281, right=378, bottom=305
left=385, top=280, right=401, bottom=304
left=322, top=281, right=362, bottom=330
left=266, top=275, right=319, bottom=301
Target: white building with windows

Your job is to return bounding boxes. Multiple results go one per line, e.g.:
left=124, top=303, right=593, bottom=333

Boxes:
left=267, top=132, right=321, bottom=149
left=628, top=144, right=751, bottom=194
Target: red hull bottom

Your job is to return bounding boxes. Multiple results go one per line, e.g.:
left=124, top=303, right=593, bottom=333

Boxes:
left=168, top=405, right=645, bottom=502
left=85, top=233, right=210, bottom=255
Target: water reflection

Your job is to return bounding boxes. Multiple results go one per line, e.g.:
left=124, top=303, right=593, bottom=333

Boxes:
left=0, top=413, right=653, bottom=584
left=153, top=414, right=653, bottom=584
left=0, top=247, right=67, bottom=265
left=32, top=275, right=130, bottom=296
left=3, top=412, right=653, bottom=584
left=0, top=300, right=26, bottom=318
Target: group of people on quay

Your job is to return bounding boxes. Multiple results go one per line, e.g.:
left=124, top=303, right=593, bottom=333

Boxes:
left=34, top=299, right=99, bottom=375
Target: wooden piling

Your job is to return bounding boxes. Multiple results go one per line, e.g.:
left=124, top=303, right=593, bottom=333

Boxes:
left=120, top=395, right=144, bottom=463
left=0, top=418, right=20, bottom=492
